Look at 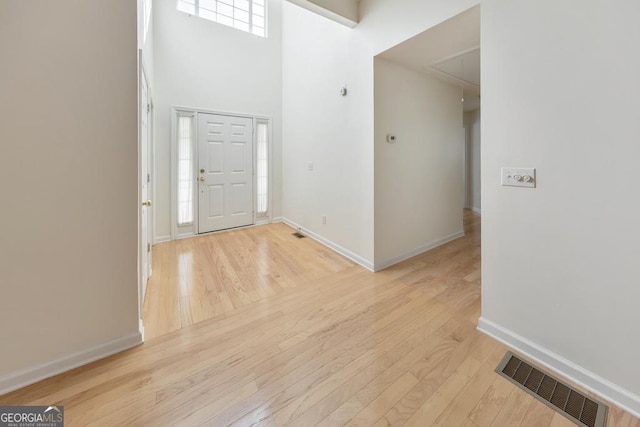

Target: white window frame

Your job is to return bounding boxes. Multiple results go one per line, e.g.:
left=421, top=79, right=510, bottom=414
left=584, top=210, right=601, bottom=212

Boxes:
left=176, top=0, right=268, bottom=38
left=254, top=118, right=272, bottom=224
left=171, top=106, right=273, bottom=240
left=171, top=109, right=197, bottom=239
left=176, top=112, right=196, bottom=227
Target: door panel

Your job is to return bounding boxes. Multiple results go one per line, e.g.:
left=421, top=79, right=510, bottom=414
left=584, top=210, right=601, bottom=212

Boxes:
left=208, top=142, right=224, bottom=173
left=231, top=183, right=249, bottom=215
left=230, top=142, right=247, bottom=172
left=208, top=185, right=224, bottom=218
left=198, top=113, right=253, bottom=233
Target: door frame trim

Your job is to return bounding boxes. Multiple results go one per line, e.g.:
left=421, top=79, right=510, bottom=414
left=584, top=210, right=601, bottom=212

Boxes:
left=138, top=52, right=154, bottom=322
left=170, top=105, right=273, bottom=240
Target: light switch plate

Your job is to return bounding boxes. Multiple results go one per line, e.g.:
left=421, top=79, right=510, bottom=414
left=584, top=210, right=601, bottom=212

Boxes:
left=501, top=167, right=536, bottom=188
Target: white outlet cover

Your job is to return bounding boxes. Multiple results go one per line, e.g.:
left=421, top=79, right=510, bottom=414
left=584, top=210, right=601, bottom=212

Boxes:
left=501, top=167, right=536, bottom=188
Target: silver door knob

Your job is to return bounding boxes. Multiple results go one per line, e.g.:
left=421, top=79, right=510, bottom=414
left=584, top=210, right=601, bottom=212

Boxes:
left=142, top=200, right=152, bottom=207
left=199, top=177, right=205, bottom=182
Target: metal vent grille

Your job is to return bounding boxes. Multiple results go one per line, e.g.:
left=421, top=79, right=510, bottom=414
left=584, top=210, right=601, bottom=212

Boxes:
left=496, top=352, right=608, bottom=427
left=292, top=232, right=306, bottom=239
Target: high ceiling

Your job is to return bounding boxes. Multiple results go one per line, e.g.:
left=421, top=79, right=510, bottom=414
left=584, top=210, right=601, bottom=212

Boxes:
left=376, top=5, right=481, bottom=111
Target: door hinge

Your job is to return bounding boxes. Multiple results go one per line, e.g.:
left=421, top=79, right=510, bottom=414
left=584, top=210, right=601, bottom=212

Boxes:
left=147, top=173, right=151, bottom=184
left=147, top=243, right=151, bottom=252
left=147, top=104, right=150, bottom=113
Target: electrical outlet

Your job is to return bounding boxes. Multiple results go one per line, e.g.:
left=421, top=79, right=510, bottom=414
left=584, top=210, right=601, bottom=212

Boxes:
left=322, top=215, right=327, bottom=224
left=501, top=167, right=536, bottom=188
left=307, top=162, right=314, bottom=171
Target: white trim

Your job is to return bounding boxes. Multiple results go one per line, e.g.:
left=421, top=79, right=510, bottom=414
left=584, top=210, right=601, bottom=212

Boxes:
left=171, top=108, right=197, bottom=239
left=170, top=221, right=276, bottom=242
left=272, top=216, right=283, bottom=223
left=253, top=117, right=273, bottom=224
left=174, top=232, right=196, bottom=241
left=478, top=317, right=640, bottom=418
left=171, top=106, right=273, bottom=240
left=138, top=51, right=154, bottom=320
left=429, top=46, right=481, bottom=90
left=463, top=123, right=468, bottom=210
left=432, top=46, right=481, bottom=69
left=471, top=207, right=481, bottom=215
left=373, top=230, right=465, bottom=272
left=148, top=88, right=155, bottom=284
left=172, top=105, right=271, bottom=122
left=282, top=218, right=374, bottom=271
left=177, top=0, right=268, bottom=38
left=137, top=50, right=144, bottom=320
left=154, top=235, right=171, bottom=244
left=0, top=332, right=143, bottom=396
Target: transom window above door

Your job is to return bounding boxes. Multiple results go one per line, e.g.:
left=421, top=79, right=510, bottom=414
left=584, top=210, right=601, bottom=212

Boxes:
left=177, top=0, right=267, bottom=37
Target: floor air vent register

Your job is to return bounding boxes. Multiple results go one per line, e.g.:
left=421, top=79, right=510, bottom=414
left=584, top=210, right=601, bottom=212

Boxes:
left=496, top=352, right=608, bottom=427
left=292, top=231, right=306, bottom=239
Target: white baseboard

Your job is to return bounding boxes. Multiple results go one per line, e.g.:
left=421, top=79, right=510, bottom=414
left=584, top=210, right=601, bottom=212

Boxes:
left=271, top=216, right=283, bottom=223
left=478, top=317, right=640, bottom=418
left=154, top=235, right=171, bottom=244
left=471, top=207, right=481, bottom=215
left=282, top=218, right=374, bottom=271
left=374, top=230, right=465, bottom=272
left=0, top=331, right=143, bottom=396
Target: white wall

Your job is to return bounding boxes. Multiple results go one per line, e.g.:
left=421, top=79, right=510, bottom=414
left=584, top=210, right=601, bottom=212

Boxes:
left=286, top=0, right=358, bottom=26
left=374, top=58, right=464, bottom=267
left=481, top=0, right=640, bottom=414
left=153, top=0, right=283, bottom=240
left=282, top=2, right=375, bottom=266
left=282, top=1, right=479, bottom=268
left=0, top=0, right=140, bottom=385
left=464, top=108, right=481, bottom=211
left=307, top=0, right=358, bottom=22
left=358, top=0, right=479, bottom=55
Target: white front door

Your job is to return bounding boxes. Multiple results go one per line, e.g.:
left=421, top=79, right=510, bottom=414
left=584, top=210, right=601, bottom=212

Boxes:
left=140, top=69, right=152, bottom=310
left=198, top=113, right=254, bottom=233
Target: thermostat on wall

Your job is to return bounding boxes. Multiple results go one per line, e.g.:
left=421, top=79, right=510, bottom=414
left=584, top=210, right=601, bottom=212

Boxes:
left=386, top=134, right=397, bottom=143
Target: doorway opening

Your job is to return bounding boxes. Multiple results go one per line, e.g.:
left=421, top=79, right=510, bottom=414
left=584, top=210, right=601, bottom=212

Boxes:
left=372, top=4, right=480, bottom=270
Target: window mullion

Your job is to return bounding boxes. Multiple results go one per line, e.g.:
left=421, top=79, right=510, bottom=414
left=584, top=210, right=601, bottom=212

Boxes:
left=176, top=0, right=265, bottom=37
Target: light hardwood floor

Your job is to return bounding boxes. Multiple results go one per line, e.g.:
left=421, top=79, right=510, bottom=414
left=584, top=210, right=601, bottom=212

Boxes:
left=1, top=211, right=638, bottom=426
left=143, top=223, right=355, bottom=341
